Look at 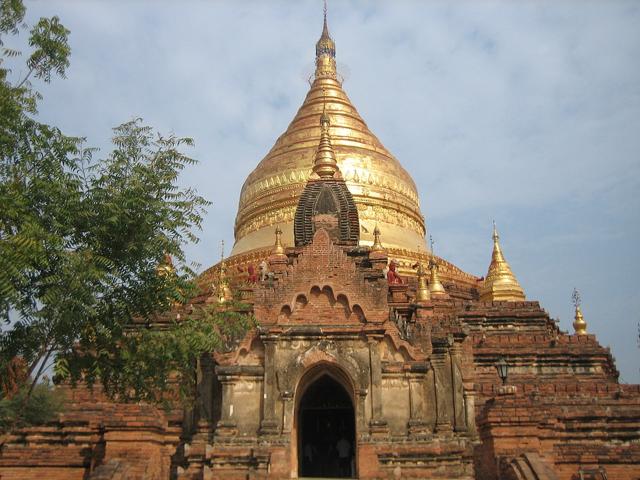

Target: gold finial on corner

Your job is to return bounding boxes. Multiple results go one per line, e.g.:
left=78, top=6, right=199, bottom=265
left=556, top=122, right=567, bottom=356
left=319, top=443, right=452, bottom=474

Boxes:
left=312, top=99, right=339, bottom=178
left=572, top=288, right=587, bottom=335
left=415, top=262, right=430, bottom=302
left=428, top=235, right=436, bottom=265
left=157, top=253, right=182, bottom=307
left=216, top=240, right=232, bottom=304
left=429, top=260, right=447, bottom=297
left=479, top=221, right=525, bottom=302
left=371, top=224, right=384, bottom=252
left=428, top=235, right=446, bottom=297
left=273, top=226, right=285, bottom=256
left=219, top=240, right=227, bottom=279
left=156, top=252, right=175, bottom=278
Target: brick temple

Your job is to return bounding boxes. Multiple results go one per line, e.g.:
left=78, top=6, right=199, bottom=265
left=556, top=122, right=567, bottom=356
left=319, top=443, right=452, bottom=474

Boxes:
left=1, top=11, right=639, bottom=480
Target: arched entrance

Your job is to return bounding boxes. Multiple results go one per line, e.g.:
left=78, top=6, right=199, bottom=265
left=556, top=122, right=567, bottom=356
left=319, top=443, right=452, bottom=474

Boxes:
left=297, top=372, right=356, bottom=478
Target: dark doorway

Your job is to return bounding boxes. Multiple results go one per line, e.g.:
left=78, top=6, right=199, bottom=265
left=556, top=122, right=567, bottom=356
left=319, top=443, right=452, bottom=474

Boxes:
left=298, top=374, right=355, bottom=478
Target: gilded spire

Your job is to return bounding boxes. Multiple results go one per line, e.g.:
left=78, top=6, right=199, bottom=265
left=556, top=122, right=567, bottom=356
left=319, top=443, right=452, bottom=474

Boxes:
left=157, top=253, right=181, bottom=307
left=429, top=261, right=447, bottom=297
left=371, top=224, right=384, bottom=252
left=156, top=253, right=175, bottom=277
left=315, top=1, right=337, bottom=79
left=480, top=222, right=525, bottom=302
left=415, top=262, right=430, bottom=302
left=428, top=236, right=446, bottom=297
left=312, top=101, right=339, bottom=178
left=272, top=226, right=285, bottom=256
left=219, top=240, right=226, bottom=276
left=572, top=288, right=587, bottom=335
left=216, top=240, right=232, bottom=304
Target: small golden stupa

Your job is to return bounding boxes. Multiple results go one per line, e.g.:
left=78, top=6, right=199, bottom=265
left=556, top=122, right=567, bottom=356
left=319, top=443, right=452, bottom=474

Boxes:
left=371, top=224, right=385, bottom=253
left=429, top=261, right=447, bottom=297
left=214, top=241, right=233, bottom=304
left=479, top=222, right=525, bottom=302
left=415, top=262, right=431, bottom=302
left=272, top=226, right=286, bottom=256
left=572, top=288, right=587, bottom=335
left=428, top=237, right=447, bottom=297
left=156, top=253, right=175, bottom=277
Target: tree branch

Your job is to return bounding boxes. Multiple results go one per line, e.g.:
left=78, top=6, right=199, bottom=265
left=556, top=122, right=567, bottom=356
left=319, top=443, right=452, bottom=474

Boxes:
left=15, top=65, right=35, bottom=89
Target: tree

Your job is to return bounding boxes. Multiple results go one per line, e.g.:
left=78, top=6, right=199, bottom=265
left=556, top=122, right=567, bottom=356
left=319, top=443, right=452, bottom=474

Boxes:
left=57, top=299, right=256, bottom=405
left=0, top=0, right=250, bottom=428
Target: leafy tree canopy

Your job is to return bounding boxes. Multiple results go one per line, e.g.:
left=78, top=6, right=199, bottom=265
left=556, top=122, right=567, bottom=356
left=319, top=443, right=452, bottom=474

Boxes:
left=0, top=380, right=64, bottom=430
left=0, top=0, right=251, bottom=423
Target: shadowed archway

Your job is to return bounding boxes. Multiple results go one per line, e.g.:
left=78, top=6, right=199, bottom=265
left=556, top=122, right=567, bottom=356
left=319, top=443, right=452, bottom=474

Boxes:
left=297, top=373, right=356, bottom=478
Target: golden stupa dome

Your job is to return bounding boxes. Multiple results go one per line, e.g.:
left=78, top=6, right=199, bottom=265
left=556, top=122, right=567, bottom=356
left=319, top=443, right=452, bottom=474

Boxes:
left=231, top=14, right=427, bottom=257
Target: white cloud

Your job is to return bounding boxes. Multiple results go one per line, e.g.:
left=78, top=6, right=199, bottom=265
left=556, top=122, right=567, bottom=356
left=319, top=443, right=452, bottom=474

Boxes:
left=22, top=0, right=640, bottom=381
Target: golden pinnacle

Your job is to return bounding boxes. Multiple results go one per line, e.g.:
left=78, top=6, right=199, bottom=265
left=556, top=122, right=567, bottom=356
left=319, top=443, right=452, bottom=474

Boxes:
left=479, top=222, right=525, bottom=302
left=429, top=260, right=447, bottom=297
left=371, top=224, right=384, bottom=252
left=415, top=262, right=430, bottom=302
left=273, top=226, right=285, bottom=256
left=572, top=289, right=587, bottom=335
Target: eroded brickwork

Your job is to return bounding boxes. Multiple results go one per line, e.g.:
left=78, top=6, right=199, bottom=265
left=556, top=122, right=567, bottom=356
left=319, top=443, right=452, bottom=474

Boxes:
left=0, top=385, right=181, bottom=480
left=1, top=230, right=639, bottom=479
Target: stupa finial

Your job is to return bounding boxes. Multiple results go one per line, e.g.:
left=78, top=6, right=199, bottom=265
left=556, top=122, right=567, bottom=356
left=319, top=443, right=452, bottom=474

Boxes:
left=480, top=221, right=525, bottom=302
left=156, top=252, right=175, bottom=278
left=312, top=99, right=339, bottom=178
left=219, top=240, right=225, bottom=272
left=273, top=226, right=285, bottom=256
left=429, top=234, right=435, bottom=263
left=315, top=1, right=337, bottom=79
left=427, top=235, right=447, bottom=297
left=415, top=262, right=431, bottom=302
left=371, top=224, right=384, bottom=252
left=572, top=288, right=587, bottom=335
left=216, top=240, right=232, bottom=304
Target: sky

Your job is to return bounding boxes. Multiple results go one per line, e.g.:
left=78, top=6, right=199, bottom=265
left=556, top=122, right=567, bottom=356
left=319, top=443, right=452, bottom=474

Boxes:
left=12, top=0, right=640, bottom=382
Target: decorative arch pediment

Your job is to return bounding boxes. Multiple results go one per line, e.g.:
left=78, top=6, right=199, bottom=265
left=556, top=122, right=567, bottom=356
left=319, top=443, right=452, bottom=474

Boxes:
left=277, top=284, right=367, bottom=324
left=252, top=229, right=389, bottom=325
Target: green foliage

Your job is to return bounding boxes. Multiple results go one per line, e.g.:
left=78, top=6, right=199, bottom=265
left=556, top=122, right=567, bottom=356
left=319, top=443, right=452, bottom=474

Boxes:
left=0, top=108, right=210, bottom=379
left=56, top=303, right=256, bottom=405
left=0, top=0, right=238, bottom=415
left=27, top=15, right=70, bottom=83
left=0, top=380, right=64, bottom=429
left=0, top=1, right=82, bottom=385
left=0, top=0, right=25, bottom=37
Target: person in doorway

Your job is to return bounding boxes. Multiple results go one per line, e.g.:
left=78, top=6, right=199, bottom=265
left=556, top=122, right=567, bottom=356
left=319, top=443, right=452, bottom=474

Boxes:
left=303, top=442, right=316, bottom=474
left=336, top=434, right=351, bottom=476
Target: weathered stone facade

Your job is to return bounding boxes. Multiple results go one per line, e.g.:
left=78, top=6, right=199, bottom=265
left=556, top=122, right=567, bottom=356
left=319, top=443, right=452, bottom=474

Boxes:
left=183, top=229, right=478, bottom=479
left=3, top=226, right=638, bottom=479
